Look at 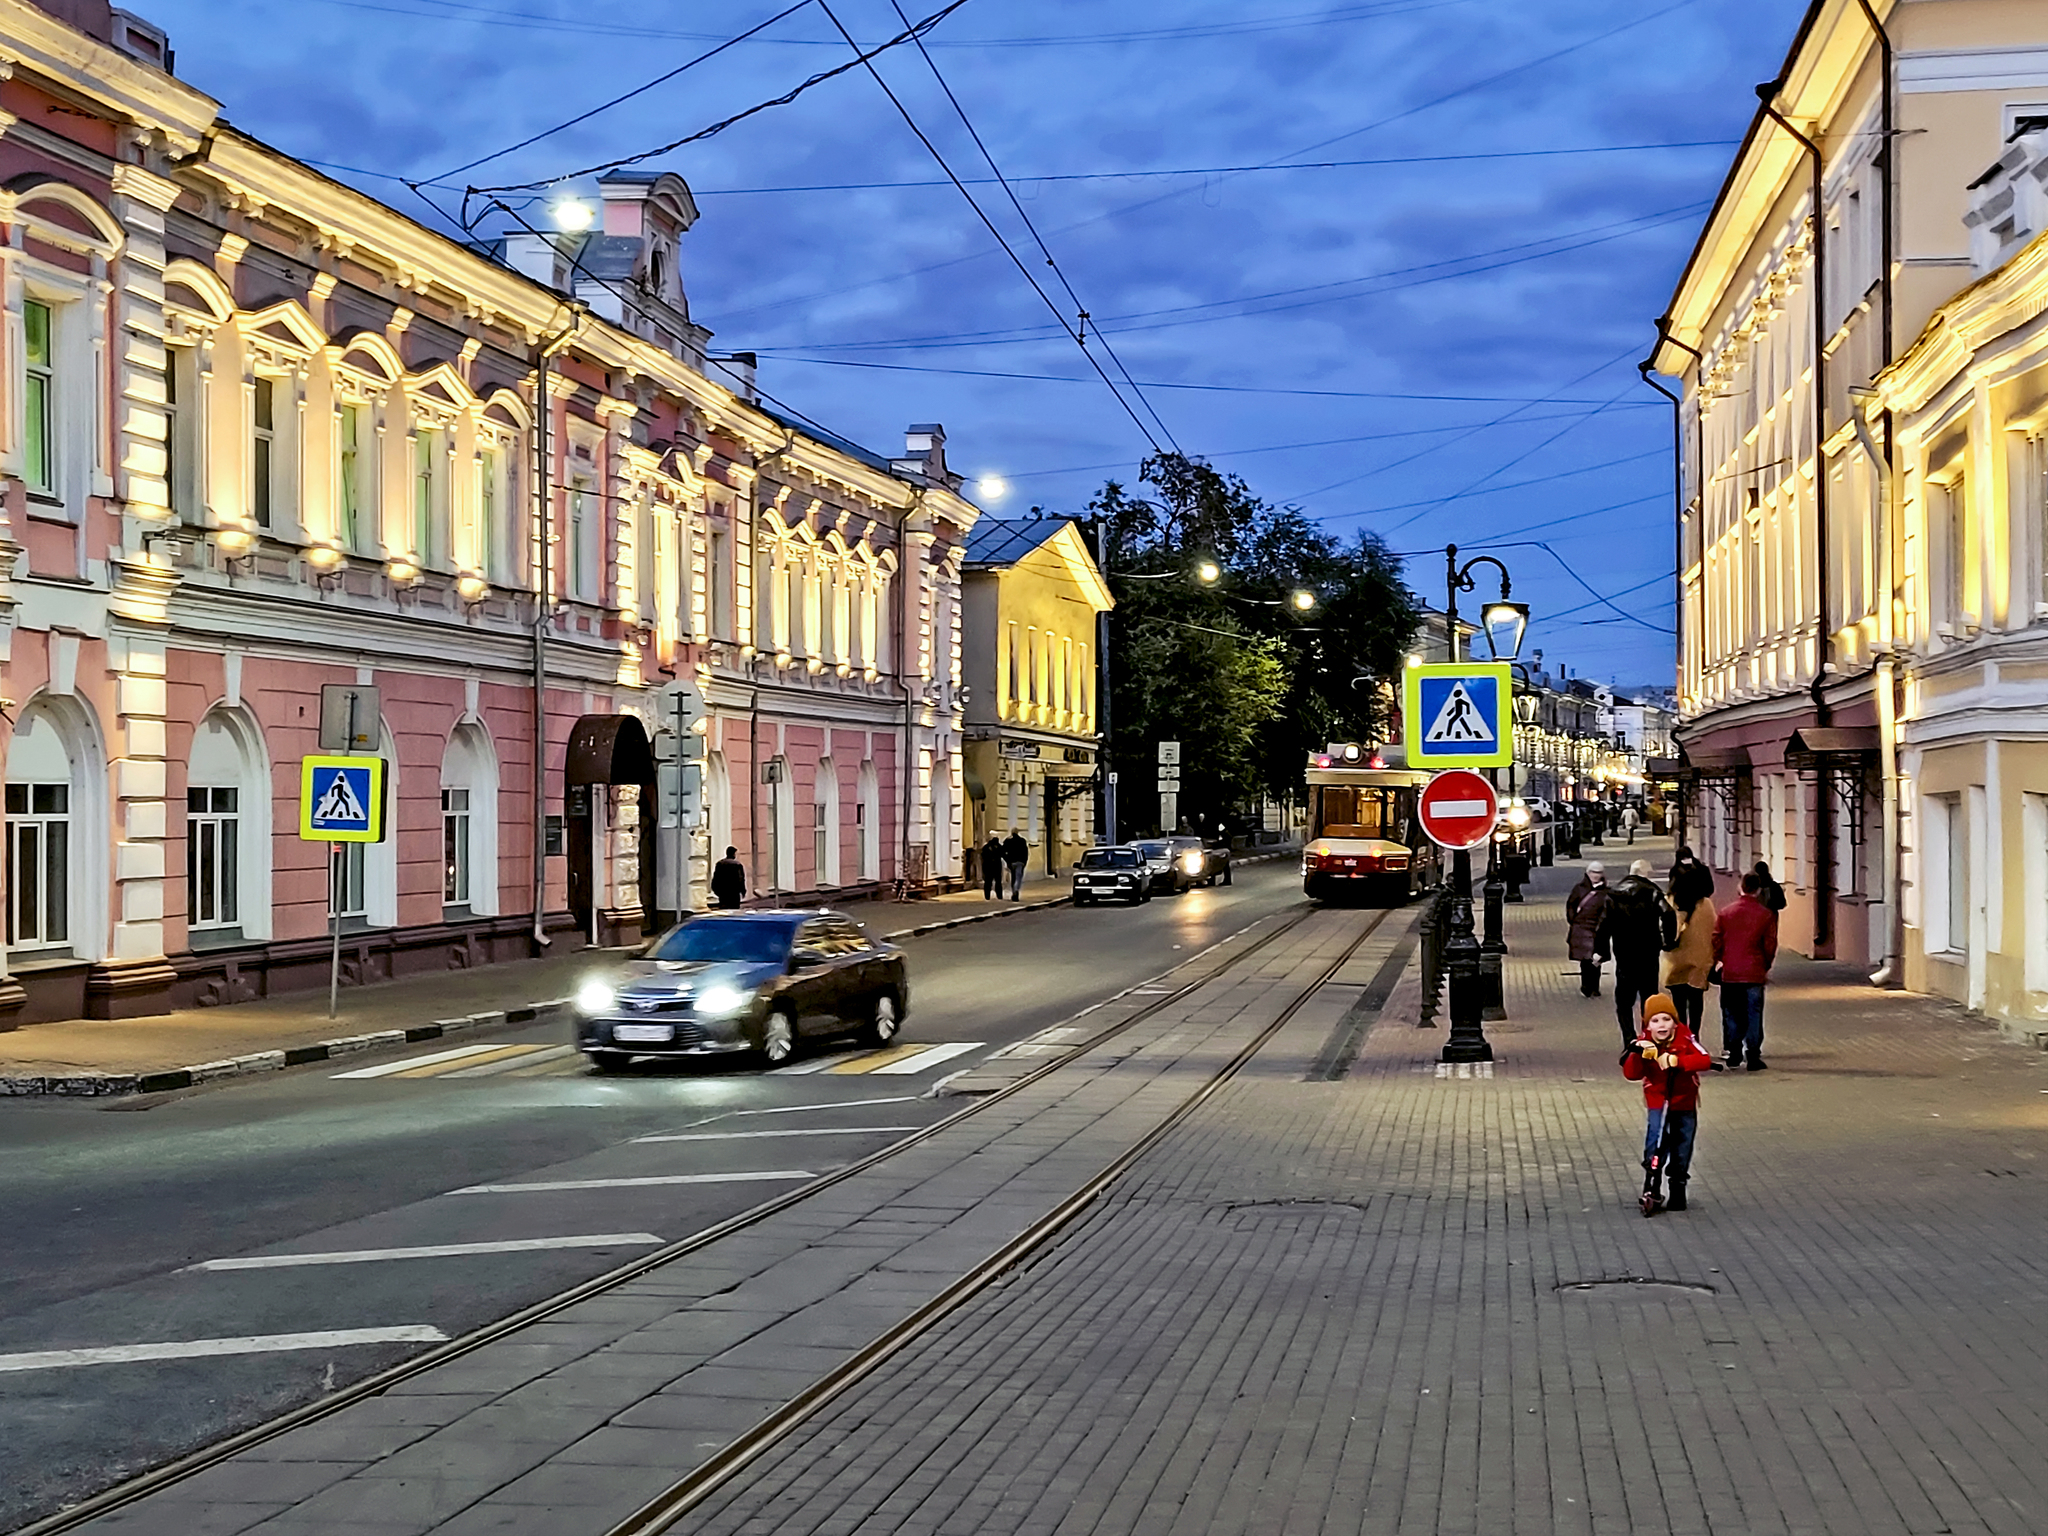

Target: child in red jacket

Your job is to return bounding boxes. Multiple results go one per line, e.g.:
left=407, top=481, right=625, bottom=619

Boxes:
left=1621, top=992, right=1712, bottom=1213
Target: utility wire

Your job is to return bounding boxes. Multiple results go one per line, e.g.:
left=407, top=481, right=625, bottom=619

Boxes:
left=429, top=0, right=814, bottom=185
left=808, top=0, right=1166, bottom=455
left=465, top=0, right=977, bottom=196
left=882, top=0, right=1178, bottom=451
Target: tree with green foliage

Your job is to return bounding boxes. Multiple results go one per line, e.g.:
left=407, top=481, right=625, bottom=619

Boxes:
left=1087, top=453, right=1420, bottom=836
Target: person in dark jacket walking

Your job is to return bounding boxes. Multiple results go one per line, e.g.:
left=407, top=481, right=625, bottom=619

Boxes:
left=1622, top=993, right=1713, bottom=1212
left=1565, top=862, right=1610, bottom=997
left=1714, top=870, right=1780, bottom=1070
left=1751, top=860, right=1787, bottom=914
left=709, top=846, right=747, bottom=909
left=1668, top=846, right=1714, bottom=912
left=1596, top=859, right=1678, bottom=1045
left=979, top=833, right=1005, bottom=899
left=1001, top=829, right=1030, bottom=901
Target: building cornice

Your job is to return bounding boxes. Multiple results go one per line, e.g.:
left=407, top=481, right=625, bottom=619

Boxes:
left=0, top=0, right=217, bottom=151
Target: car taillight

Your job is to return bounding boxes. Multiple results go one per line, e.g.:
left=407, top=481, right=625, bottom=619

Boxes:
left=1384, top=856, right=1408, bottom=871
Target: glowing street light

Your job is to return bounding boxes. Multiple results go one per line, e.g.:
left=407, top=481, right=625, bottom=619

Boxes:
left=1290, top=588, right=1317, bottom=612
left=975, top=474, right=1009, bottom=502
left=1194, top=560, right=1222, bottom=584
left=551, top=197, right=595, bottom=232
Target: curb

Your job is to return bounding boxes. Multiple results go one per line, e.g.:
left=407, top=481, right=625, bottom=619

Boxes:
left=0, top=998, right=572, bottom=1099
left=878, top=847, right=1300, bottom=943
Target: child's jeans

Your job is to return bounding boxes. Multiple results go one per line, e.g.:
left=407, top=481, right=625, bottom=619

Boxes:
left=1644, top=1107, right=1697, bottom=1182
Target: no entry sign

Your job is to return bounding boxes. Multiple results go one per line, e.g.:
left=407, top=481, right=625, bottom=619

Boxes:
left=1418, top=769, right=1499, bottom=851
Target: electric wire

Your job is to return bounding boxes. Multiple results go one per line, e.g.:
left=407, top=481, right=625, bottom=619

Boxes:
left=882, top=0, right=1178, bottom=449
left=807, top=0, right=1167, bottom=454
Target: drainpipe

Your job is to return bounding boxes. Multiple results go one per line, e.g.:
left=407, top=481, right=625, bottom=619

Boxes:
left=1649, top=320, right=1706, bottom=848
left=529, top=304, right=583, bottom=951
left=1757, top=78, right=1836, bottom=951
left=1637, top=359, right=1684, bottom=692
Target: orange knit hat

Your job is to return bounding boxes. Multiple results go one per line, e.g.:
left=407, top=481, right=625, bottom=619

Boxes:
left=1642, top=994, right=1679, bottom=1026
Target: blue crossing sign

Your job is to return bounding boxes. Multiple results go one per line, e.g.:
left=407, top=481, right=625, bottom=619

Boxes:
left=1401, top=663, right=1512, bottom=770
left=300, top=756, right=386, bottom=843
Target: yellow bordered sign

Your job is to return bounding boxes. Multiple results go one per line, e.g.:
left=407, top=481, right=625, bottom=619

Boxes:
left=1401, top=663, right=1513, bottom=770
left=299, top=756, right=386, bottom=843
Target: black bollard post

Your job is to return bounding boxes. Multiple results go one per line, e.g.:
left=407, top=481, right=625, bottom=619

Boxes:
left=1442, top=851, right=1492, bottom=1062
left=1480, top=835, right=1508, bottom=1022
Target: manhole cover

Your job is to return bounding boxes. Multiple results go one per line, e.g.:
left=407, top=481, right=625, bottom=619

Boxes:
left=1555, top=1276, right=1718, bottom=1296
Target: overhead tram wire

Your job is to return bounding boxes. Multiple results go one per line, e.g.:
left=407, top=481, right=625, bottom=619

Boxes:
left=462, top=0, right=978, bottom=201
left=808, top=0, right=1168, bottom=455
left=426, top=0, right=816, bottom=187
left=883, top=0, right=1178, bottom=451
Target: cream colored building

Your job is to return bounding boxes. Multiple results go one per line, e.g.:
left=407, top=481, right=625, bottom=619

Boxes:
left=960, top=519, right=1112, bottom=876
left=1650, top=0, right=2048, bottom=976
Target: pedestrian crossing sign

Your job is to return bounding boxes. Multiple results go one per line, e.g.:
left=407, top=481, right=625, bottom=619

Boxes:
left=300, top=756, right=386, bottom=842
left=1402, top=663, right=1512, bottom=769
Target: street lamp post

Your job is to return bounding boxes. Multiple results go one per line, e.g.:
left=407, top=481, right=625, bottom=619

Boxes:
left=1442, top=545, right=1529, bottom=1053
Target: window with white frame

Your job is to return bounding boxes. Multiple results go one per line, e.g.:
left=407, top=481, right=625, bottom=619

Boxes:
left=332, top=843, right=367, bottom=922
left=1934, top=473, right=1968, bottom=631
left=785, top=558, right=805, bottom=655
left=443, top=787, right=471, bottom=907
left=479, top=445, right=501, bottom=582
left=6, top=781, right=69, bottom=948
left=186, top=786, right=240, bottom=931
left=252, top=376, right=278, bottom=529
left=710, top=522, right=734, bottom=639
left=21, top=299, right=55, bottom=498
left=2025, top=794, right=2048, bottom=997
left=338, top=403, right=368, bottom=552
left=569, top=471, right=598, bottom=600
left=813, top=762, right=834, bottom=888
left=2015, top=428, right=2048, bottom=614
left=1929, top=792, right=1967, bottom=956
left=414, top=427, right=445, bottom=565
left=164, top=347, right=198, bottom=521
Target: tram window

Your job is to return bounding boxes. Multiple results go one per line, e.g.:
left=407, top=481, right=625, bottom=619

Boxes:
left=1316, top=785, right=1417, bottom=843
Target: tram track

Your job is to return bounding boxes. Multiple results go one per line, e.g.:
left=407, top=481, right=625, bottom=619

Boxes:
left=606, top=901, right=1399, bottom=1536
left=15, top=899, right=1371, bottom=1536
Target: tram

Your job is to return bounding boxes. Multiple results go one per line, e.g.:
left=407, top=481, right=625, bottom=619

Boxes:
left=1301, top=751, right=1440, bottom=903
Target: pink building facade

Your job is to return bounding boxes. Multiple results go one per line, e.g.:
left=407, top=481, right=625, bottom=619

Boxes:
left=0, top=0, right=976, bottom=1025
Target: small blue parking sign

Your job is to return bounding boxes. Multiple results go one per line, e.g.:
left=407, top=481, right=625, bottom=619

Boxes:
left=300, top=756, right=386, bottom=842
left=1401, top=663, right=1512, bottom=769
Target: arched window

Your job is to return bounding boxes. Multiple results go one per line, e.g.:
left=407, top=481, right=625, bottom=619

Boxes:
left=814, top=756, right=839, bottom=889
left=441, top=722, right=499, bottom=917
left=707, top=750, right=732, bottom=866
left=5, top=698, right=106, bottom=957
left=335, top=721, right=399, bottom=930
left=187, top=709, right=271, bottom=944
left=858, top=759, right=881, bottom=882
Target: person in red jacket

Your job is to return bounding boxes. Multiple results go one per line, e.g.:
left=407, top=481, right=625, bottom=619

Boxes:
left=1622, top=992, right=1712, bottom=1212
left=1712, top=870, right=1780, bottom=1071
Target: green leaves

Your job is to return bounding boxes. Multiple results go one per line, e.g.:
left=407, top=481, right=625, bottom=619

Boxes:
left=1092, top=453, right=1420, bottom=834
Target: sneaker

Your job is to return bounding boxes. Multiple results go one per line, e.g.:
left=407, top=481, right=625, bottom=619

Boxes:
left=1666, top=1187, right=1688, bottom=1212
left=1746, top=1056, right=1767, bottom=1072
left=1724, top=1050, right=1742, bottom=1069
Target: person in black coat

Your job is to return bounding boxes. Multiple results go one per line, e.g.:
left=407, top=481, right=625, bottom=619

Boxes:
left=979, top=833, right=1005, bottom=899
left=1001, top=829, right=1030, bottom=901
left=1668, top=846, right=1715, bottom=912
left=1565, top=863, right=1610, bottom=997
left=1752, top=861, right=1787, bottom=913
left=710, top=846, right=747, bottom=909
left=1596, top=859, right=1679, bottom=1045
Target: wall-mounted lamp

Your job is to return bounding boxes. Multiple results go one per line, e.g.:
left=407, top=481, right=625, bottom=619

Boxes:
left=305, top=542, right=347, bottom=591
left=456, top=573, right=491, bottom=610
left=215, top=522, right=258, bottom=574
left=385, top=558, right=425, bottom=600
left=140, top=525, right=191, bottom=566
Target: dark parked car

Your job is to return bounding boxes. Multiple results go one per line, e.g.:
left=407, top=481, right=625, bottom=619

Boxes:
left=574, top=910, right=907, bottom=1071
left=1072, top=846, right=1150, bottom=905
left=1132, top=839, right=1189, bottom=894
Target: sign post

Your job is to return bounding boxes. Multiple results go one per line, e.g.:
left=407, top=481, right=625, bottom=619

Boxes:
left=1418, top=769, right=1497, bottom=1064
left=1157, top=742, right=1181, bottom=835
left=300, top=754, right=386, bottom=1019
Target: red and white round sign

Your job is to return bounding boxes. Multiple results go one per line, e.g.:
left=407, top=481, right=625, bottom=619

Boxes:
left=1418, top=769, right=1499, bottom=851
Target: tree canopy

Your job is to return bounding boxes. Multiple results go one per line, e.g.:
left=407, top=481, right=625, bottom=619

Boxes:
left=1087, top=452, right=1421, bottom=836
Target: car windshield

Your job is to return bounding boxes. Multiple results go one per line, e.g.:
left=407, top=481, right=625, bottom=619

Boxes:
left=1080, top=849, right=1140, bottom=869
left=645, top=920, right=792, bottom=965
left=1135, top=843, right=1169, bottom=858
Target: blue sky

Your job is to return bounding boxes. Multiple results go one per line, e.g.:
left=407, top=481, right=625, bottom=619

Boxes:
left=142, top=0, right=1799, bottom=688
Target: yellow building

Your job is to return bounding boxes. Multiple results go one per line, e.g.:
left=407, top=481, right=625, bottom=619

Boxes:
left=961, top=519, right=1113, bottom=876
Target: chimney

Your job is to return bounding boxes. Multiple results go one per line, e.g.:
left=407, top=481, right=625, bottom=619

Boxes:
left=892, top=423, right=963, bottom=491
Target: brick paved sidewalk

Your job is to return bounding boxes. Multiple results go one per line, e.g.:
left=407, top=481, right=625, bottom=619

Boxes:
left=681, top=859, right=2048, bottom=1536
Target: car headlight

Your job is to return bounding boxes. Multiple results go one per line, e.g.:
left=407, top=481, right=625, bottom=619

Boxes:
left=695, top=983, right=748, bottom=1018
left=1181, top=852, right=1204, bottom=874
left=575, top=978, right=617, bottom=1015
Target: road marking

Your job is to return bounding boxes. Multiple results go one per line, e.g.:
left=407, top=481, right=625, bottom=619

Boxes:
left=828, top=1041, right=984, bottom=1076
left=394, top=1043, right=542, bottom=1078
left=332, top=1043, right=522, bottom=1079
left=774, top=1051, right=870, bottom=1075
left=0, top=1327, right=448, bottom=1373
left=1433, top=1061, right=1495, bottom=1080
left=445, top=1044, right=579, bottom=1078
left=633, top=1126, right=920, bottom=1144
left=452, top=1170, right=816, bottom=1195
left=186, top=1234, right=664, bottom=1271
left=989, top=1026, right=1084, bottom=1061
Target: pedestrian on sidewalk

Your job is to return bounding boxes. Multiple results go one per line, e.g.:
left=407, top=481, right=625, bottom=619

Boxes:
left=1565, top=862, right=1611, bottom=997
left=1621, top=803, right=1640, bottom=844
left=1713, top=870, right=1780, bottom=1070
left=1669, top=845, right=1714, bottom=910
left=710, top=846, right=747, bottom=909
left=1002, top=828, right=1030, bottom=902
left=1596, top=858, right=1678, bottom=1045
left=979, top=833, right=1005, bottom=900
left=1622, top=992, right=1712, bottom=1212
left=1662, top=873, right=1717, bottom=1038
left=1752, top=860, right=1788, bottom=914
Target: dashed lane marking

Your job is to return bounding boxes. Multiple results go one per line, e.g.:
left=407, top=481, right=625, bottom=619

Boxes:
left=0, top=1327, right=448, bottom=1373
left=451, top=1170, right=817, bottom=1196
left=185, top=1234, right=664, bottom=1271
left=631, top=1126, right=921, bottom=1145
left=332, top=1041, right=984, bottom=1081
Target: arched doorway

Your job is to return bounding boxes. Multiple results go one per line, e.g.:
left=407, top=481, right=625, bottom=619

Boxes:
left=564, top=713, right=654, bottom=945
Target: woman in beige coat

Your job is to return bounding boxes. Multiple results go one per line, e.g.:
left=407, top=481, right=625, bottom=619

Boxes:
left=1662, top=885, right=1717, bottom=1038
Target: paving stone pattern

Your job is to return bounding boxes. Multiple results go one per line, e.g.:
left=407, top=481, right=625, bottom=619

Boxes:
left=69, top=908, right=1403, bottom=1536
left=680, top=861, right=2048, bottom=1536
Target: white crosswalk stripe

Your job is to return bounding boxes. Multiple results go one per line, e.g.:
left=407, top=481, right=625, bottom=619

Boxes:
left=334, top=1040, right=985, bottom=1081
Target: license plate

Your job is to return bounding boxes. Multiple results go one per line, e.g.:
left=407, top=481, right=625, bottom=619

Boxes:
left=613, top=1023, right=675, bottom=1043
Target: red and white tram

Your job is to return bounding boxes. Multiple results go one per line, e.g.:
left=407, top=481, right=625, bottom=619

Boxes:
left=1301, top=755, right=1441, bottom=903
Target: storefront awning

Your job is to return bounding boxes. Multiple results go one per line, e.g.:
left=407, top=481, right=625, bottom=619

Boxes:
left=565, top=713, right=654, bottom=786
left=1784, top=727, right=1880, bottom=763
left=1678, top=745, right=1751, bottom=775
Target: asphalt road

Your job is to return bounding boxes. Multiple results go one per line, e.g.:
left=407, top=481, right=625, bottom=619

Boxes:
left=0, top=860, right=1308, bottom=1531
